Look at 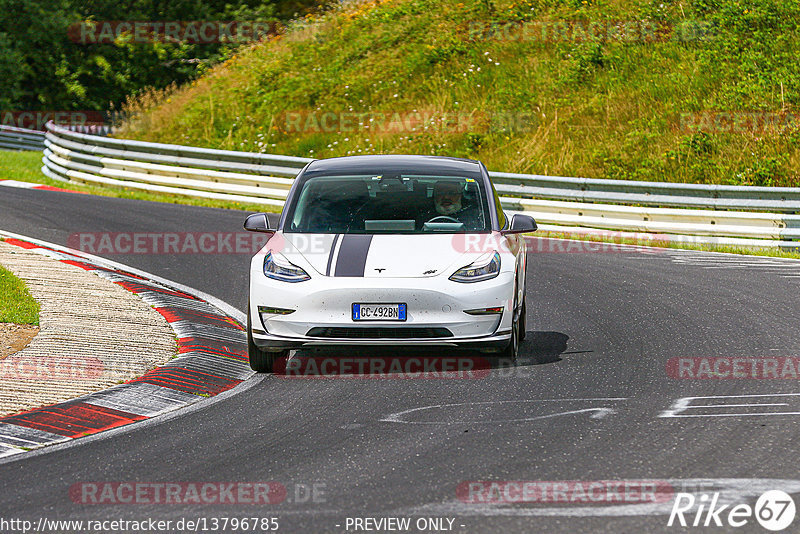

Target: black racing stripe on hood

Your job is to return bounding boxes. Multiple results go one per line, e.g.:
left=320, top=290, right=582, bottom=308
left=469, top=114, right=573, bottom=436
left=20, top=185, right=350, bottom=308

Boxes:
left=325, top=234, right=341, bottom=276
left=334, top=234, right=374, bottom=277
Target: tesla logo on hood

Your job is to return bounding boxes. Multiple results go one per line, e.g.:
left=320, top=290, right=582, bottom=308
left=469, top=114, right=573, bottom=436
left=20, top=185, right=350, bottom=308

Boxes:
left=375, top=268, right=386, bottom=273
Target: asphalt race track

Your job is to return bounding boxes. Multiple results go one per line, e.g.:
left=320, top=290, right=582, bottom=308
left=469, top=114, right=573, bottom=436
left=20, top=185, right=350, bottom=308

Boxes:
left=2, top=187, right=800, bottom=533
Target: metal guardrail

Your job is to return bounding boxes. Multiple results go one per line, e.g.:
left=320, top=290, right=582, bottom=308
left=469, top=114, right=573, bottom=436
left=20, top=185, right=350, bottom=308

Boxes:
left=0, top=125, right=46, bottom=151
left=41, top=121, right=800, bottom=247
left=42, top=121, right=308, bottom=208
left=492, top=172, right=800, bottom=212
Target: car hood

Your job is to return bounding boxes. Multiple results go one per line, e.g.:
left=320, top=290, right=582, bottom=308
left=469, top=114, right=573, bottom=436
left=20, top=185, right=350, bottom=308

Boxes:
left=273, top=233, right=485, bottom=278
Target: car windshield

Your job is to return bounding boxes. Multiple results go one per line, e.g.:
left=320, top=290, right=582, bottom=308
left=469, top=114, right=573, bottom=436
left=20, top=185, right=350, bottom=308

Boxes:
left=284, top=174, right=491, bottom=234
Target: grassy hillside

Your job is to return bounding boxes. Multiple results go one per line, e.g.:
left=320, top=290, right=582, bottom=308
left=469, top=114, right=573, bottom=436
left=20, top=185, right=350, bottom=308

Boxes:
left=116, top=0, right=800, bottom=187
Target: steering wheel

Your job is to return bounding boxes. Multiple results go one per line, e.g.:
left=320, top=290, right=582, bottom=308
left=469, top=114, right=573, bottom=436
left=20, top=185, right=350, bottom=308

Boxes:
left=425, top=215, right=461, bottom=224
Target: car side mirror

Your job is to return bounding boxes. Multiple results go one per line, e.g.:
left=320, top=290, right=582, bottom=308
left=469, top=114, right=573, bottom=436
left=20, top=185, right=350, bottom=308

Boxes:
left=503, top=214, right=537, bottom=234
left=243, top=213, right=273, bottom=233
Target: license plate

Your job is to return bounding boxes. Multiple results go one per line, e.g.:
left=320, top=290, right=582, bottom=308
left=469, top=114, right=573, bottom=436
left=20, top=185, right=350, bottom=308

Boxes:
left=352, top=303, right=407, bottom=321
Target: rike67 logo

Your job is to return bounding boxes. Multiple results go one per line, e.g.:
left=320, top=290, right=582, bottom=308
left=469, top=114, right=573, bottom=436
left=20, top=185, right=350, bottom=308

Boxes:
left=668, top=490, right=796, bottom=531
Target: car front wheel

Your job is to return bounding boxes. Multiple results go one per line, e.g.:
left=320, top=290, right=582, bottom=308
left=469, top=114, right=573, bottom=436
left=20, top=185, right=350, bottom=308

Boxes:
left=501, top=307, right=520, bottom=363
left=247, top=306, right=284, bottom=373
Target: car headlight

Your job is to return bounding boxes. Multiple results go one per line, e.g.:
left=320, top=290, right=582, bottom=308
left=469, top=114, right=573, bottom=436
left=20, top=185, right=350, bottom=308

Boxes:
left=263, top=251, right=311, bottom=282
left=449, top=251, right=501, bottom=283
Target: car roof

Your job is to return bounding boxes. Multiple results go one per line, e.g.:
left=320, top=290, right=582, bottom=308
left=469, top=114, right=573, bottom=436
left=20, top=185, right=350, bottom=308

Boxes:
left=302, top=155, right=483, bottom=177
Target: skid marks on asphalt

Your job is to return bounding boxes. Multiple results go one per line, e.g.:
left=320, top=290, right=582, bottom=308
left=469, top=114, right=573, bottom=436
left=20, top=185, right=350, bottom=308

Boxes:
left=638, top=248, right=800, bottom=279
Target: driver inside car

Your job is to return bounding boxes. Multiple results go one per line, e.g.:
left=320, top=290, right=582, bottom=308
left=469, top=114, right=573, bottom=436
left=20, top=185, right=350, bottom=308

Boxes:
left=423, top=180, right=482, bottom=230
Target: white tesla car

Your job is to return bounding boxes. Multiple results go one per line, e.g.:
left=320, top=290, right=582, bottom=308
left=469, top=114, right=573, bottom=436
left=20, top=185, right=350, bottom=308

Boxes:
left=244, top=155, right=536, bottom=372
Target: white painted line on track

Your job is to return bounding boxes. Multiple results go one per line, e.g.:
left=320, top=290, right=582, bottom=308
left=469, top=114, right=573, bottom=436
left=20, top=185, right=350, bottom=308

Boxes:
left=86, top=383, right=202, bottom=417
left=660, top=393, right=800, bottom=418
left=0, top=180, right=40, bottom=189
left=381, top=399, right=628, bottom=425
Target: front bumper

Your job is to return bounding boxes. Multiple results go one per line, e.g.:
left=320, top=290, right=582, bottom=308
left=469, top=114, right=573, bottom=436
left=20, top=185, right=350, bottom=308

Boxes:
left=249, top=269, right=516, bottom=352
left=250, top=329, right=512, bottom=351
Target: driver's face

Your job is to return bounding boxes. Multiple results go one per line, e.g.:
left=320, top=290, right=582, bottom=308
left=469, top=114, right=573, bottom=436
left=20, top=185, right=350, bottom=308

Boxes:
left=434, top=183, right=462, bottom=215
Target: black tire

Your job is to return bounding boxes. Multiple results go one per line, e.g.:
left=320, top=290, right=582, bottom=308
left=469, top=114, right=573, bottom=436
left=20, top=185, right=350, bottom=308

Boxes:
left=501, top=307, right=520, bottom=363
left=518, top=299, right=527, bottom=343
left=247, top=307, right=283, bottom=373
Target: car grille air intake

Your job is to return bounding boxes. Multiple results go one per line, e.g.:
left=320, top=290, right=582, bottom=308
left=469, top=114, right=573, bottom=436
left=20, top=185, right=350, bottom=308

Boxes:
left=306, top=327, right=453, bottom=339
